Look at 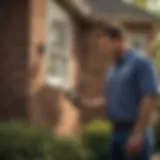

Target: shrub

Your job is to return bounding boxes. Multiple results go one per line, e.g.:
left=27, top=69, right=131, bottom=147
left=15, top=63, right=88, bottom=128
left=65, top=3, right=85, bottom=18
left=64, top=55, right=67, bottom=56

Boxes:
left=154, top=124, right=160, bottom=152
left=82, top=120, right=112, bottom=160
left=52, top=137, right=90, bottom=160
left=0, top=122, right=91, bottom=160
left=154, top=99, right=160, bottom=152
left=0, top=122, right=54, bottom=160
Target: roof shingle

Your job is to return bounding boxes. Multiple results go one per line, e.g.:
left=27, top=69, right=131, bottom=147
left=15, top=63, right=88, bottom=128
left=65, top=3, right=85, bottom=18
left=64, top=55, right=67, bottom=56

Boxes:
left=90, top=0, right=160, bottom=21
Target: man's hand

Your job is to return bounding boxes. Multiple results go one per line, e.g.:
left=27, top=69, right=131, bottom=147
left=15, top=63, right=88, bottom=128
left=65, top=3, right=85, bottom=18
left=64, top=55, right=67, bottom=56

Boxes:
left=65, top=89, right=81, bottom=106
left=125, top=96, right=157, bottom=156
left=126, top=133, right=144, bottom=156
left=80, top=96, right=105, bottom=107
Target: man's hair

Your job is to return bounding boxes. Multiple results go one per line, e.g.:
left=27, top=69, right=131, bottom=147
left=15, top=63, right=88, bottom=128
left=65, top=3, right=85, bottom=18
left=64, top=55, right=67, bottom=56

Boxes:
left=83, top=19, right=125, bottom=39
left=102, top=24, right=125, bottom=39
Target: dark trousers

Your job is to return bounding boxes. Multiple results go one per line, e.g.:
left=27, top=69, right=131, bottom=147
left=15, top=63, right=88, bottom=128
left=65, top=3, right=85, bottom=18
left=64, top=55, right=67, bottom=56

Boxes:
left=109, top=127, right=154, bottom=160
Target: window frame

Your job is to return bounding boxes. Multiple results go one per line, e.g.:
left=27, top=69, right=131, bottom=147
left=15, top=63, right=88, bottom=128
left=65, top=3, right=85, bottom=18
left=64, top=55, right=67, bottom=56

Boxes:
left=127, top=33, right=149, bottom=53
left=45, top=0, right=72, bottom=89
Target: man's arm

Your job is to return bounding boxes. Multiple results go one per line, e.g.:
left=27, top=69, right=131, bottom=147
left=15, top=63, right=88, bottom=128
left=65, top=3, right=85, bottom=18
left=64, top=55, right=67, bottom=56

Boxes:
left=126, top=58, right=158, bottom=155
left=133, top=96, right=157, bottom=135
left=133, top=58, right=158, bottom=135
left=65, top=89, right=106, bottom=107
left=80, top=96, right=105, bottom=107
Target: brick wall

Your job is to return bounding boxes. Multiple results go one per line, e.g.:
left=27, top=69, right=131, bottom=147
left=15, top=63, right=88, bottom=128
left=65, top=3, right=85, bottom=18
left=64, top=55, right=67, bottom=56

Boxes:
left=0, top=0, right=29, bottom=120
left=75, top=26, right=109, bottom=124
left=29, top=0, right=46, bottom=96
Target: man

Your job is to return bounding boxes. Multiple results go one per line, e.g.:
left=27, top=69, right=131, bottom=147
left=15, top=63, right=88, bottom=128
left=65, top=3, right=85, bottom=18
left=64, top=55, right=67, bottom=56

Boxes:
left=66, top=24, right=158, bottom=159
left=98, top=25, right=158, bottom=160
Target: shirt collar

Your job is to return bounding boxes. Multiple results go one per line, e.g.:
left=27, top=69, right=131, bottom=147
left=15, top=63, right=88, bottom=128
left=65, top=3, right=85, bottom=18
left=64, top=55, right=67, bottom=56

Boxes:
left=116, top=49, right=132, bottom=66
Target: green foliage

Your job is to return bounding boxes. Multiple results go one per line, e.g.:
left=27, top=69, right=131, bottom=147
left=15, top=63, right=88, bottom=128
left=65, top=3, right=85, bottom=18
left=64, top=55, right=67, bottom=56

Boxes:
left=123, top=0, right=146, bottom=8
left=0, top=122, right=54, bottom=160
left=126, top=0, right=160, bottom=13
left=154, top=39, right=160, bottom=71
left=52, top=137, right=90, bottom=160
left=82, top=120, right=112, bottom=160
left=131, top=0, right=146, bottom=8
left=154, top=124, right=160, bottom=152
left=155, top=98, right=160, bottom=152
left=0, top=122, right=90, bottom=160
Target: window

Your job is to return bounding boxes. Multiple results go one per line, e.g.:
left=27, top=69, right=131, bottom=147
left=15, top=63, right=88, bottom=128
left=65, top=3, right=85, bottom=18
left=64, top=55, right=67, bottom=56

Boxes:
left=46, top=0, right=72, bottom=89
left=154, top=33, right=160, bottom=89
left=127, top=33, right=148, bottom=54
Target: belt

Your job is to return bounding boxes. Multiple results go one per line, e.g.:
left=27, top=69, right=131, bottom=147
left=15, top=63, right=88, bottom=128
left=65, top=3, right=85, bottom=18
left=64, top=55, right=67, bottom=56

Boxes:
left=112, top=122, right=135, bottom=131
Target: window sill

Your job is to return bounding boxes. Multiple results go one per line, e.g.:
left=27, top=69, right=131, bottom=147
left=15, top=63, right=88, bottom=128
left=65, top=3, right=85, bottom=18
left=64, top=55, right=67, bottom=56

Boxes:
left=45, top=76, right=69, bottom=91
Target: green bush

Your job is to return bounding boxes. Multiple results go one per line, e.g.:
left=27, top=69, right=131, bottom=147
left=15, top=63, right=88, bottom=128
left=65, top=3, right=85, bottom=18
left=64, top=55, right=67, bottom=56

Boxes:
left=155, top=124, right=160, bottom=152
left=155, top=98, right=160, bottom=152
left=52, top=137, right=90, bottom=160
left=82, top=120, right=112, bottom=160
left=0, top=122, right=54, bottom=160
left=0, top=122, right=91, bottom=160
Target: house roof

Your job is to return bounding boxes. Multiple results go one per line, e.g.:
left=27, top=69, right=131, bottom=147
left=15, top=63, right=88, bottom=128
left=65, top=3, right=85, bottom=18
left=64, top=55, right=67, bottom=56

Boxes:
left=89, top=0, right=160, bottom=22
left=54, top=0, right=93, bottom=25
left=54, top=0, right=108, bottom=27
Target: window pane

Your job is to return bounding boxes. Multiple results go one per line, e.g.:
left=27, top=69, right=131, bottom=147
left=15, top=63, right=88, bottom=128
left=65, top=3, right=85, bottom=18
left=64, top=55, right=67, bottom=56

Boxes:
left=56, top=57, right=68, bottom=79
left=127, top=34, right=148, bottom=53
left=46, top=2, right=71, bottom=87
left=50, top=20, right=67, bottom=49
left=47, top=55, right=68, bottom=79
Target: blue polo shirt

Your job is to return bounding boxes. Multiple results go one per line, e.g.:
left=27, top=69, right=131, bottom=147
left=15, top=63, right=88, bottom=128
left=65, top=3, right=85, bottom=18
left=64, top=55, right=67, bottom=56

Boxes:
left=105, top=49, right=158, bottom=122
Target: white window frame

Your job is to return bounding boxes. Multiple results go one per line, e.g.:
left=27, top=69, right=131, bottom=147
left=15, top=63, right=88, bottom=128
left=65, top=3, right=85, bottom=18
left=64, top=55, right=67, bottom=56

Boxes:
left=46, top=0, right=72, bottom=89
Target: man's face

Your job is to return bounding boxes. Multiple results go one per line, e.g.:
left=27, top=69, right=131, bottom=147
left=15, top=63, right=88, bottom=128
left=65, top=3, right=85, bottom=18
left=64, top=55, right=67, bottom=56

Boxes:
left=98, top=35, right=124, bottom=59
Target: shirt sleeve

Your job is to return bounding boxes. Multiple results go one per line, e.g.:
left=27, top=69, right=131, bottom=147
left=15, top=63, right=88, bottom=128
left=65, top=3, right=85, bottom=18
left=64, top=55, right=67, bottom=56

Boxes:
left=137, top=57, right=158, bottom=97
